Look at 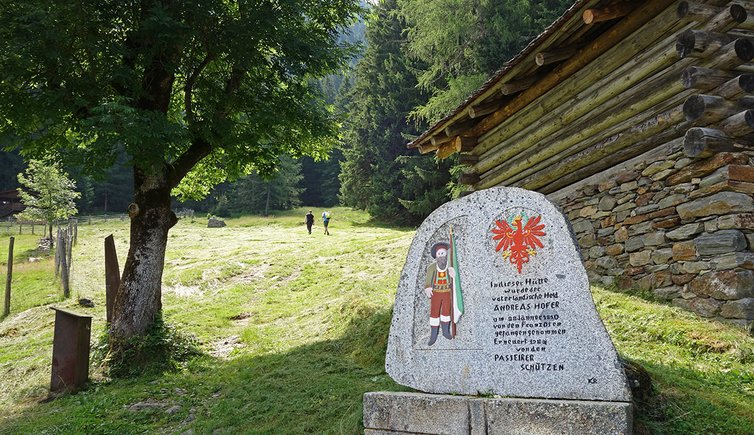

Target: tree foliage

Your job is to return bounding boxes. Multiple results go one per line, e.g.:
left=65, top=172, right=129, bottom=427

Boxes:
left=399, top=0, right=573, bottom=123
left=0, top=0, right=360, bottom=193
left=17, top=159, right=80, bottom=235
left=339, top=0, right=451, bottom=225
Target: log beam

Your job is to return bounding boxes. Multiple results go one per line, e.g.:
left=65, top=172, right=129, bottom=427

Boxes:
left=468, top=101, right=502, bottom=118
left=535, top=46, right=580, bottom=66
left=430, top=134, right=452, bottom=147
left=717, top=74, right=754, bottom=99
left=445, top=118, right=479, bottom=138
left=730, top=4, right=754, bottom=30
left=683, top=127, right=735, bottom=158
left=676, top=1, right=722, bottom=21
left=676, top=30, right=733, bottom=58
left=467, top=0, right=678, bottom=140
left=683, top=94, right=740, bottom=123
left=458, top=154, right=479, bottom=165
left=582, top=3, right=636, bottom=25
left=499, top=76, right=540, bottom=95
left=717, top=109, right=754, bottom=137
left=437, top=142, right=457, bottom=160
left=453, top=135, right=477, bottom=153
left=681, top=66, right=735, bottom=91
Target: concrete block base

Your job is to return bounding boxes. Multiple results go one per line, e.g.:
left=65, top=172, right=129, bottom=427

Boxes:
left=363, top=391, right=632, bottom=435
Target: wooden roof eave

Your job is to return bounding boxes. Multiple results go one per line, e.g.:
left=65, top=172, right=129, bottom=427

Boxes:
left=407, top=0, right=603, bottom=155
left=410, top=0, right=676, bottom=161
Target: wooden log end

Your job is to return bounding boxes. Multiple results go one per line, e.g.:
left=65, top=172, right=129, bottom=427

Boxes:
left=740, top=74, right=754, bottom=93
left=582, top=9, right=596, bottom=25
left=683, top=127, right=733, bottom=159
left=676, top=1, right=689, bottom=19
left=676, top=30, right=695, bottom=58
left=730, top=4, right=747, bottom=24
left=683, top=95, right=706, bottom=121
left=735, top=38, right=754, bottom=62
left=746, top=109, right=754, bottom=130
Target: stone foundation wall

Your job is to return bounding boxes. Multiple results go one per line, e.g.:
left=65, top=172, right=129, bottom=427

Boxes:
left=550, top=143, right=754, bottom=329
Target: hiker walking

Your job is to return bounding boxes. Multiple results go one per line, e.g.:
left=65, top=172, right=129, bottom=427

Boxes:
left=322, top=210, right=331, bottom=235
left=305, top=210, right=314, bottom=234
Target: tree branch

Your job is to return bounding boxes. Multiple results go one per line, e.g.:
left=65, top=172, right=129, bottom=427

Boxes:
left=184, top=53, right=213, bottom=125
left=166, top=137, right=212, bottom=188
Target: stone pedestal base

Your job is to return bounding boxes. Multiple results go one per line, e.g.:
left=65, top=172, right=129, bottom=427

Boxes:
left=363, top=392, right=632, bottom=435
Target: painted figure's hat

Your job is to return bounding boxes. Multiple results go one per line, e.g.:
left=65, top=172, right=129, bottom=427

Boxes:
left=430, top=242, right=450, bottom=258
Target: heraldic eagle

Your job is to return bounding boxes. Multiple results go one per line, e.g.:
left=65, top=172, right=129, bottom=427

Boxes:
left=491, top=214, right=546, bottom=273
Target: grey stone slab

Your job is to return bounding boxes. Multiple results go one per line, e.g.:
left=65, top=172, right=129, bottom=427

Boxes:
left=695, top=230, right=747, bottom=256
left=677, top=192, right=754, bottom=219
left=385, top=187, right=631, bottom=402
left=363, top=392, right=632, bottom=435
left=667, top=223, right=704, bottom=241
left=485, top=397, right=632, bottom=435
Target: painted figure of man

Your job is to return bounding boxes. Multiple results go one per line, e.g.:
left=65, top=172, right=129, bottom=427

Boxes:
left=424, top=241, right=455, bottom=345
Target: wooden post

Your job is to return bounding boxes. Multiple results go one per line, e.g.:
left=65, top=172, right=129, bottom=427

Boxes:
left=3, top=237, right=13, bottom=317
left=104, top=235, right=120, bottom=324
left=73, top=220, right=78, bottom=246
left=60, top=230, right=70, bottom=298
left=54, top=228, right=62, bottom=279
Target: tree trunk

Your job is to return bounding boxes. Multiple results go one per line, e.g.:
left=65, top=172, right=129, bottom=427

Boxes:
left=110, top=167, right=177, bottom=342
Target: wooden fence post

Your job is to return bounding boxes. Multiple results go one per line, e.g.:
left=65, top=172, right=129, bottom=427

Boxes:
left=3, top=237, right=13, bottom=317
left=54, top=228, right=62, bottom=279
left=104, top=235, right=120, bottom=323
left=60, top=230, right=70, bottom=298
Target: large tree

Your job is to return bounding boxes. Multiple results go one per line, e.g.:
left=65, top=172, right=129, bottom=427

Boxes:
left=339, top=0, right=451, bottom=224
left=0, top=1, right=359, bottom=351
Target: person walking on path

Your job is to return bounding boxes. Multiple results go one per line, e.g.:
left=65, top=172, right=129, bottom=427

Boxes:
left=305, top=210, right=314, bottom=234
left=322, top=210, right=331, bottom=235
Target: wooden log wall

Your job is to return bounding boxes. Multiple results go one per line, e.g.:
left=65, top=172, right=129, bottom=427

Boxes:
left=458, top=0, right=754, bottom=195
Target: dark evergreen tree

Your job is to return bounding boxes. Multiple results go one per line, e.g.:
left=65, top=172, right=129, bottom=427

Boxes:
left=339, top=0, right=450, bottom=225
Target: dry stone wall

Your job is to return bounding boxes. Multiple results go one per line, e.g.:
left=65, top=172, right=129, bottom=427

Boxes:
left=551, top=144, right=754, bottom=330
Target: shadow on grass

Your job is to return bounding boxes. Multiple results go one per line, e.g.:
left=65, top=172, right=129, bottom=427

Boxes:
left=4, top=302, right=752, bottom=434
left=632, top=358, right=754, bottom=435
left=0, top=307, right=410, bottom=434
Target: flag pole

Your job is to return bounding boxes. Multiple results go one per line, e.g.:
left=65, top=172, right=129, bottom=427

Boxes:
left=450, top=225, right=456, bottom=338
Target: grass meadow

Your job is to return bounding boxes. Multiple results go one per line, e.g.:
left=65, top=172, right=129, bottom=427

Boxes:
left=0, top=207, right=752, bottom=434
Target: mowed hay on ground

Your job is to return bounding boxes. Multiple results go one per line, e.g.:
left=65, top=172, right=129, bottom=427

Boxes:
left=0, top=207, right=753, bottom=434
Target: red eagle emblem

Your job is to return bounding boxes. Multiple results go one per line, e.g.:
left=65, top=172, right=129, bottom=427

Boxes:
left=491, top=214, right=546, bottom=273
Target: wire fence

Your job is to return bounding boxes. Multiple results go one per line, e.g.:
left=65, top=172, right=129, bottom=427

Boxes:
left=1, top=208, right=195, bottom=236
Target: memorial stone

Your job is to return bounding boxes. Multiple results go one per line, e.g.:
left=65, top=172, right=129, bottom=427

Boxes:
left=366, top=187, right=632, bottom=434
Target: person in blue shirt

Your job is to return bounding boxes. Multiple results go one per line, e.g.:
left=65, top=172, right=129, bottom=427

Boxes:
left=322, top=211, right=331, bottom=235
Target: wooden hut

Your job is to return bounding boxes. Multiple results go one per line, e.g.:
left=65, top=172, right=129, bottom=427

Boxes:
left=409, top=0, right=754, bottom=329
left=0, top=190, right=23, bottom=219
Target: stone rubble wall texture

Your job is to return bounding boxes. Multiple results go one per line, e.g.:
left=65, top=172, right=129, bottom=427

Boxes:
left=552, top=147, right=754, bottom=329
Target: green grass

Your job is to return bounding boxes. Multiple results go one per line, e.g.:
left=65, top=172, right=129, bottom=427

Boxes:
left=1, top=207, right=753, bottom=434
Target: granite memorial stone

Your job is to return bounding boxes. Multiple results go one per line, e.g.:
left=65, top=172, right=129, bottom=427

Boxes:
left=384, top=187, right=631, bottom=402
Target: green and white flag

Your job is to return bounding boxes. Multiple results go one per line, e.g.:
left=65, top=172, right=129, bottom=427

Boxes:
left=450, top=226, right=464, bottom=336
